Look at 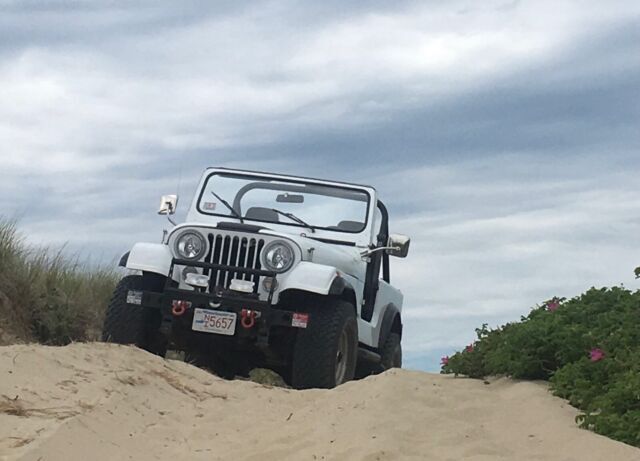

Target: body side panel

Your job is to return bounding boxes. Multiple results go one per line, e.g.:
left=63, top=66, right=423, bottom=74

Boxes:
left=358, top=280, right=403, bottom=348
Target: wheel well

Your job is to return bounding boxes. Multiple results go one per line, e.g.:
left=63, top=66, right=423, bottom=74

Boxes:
left=142, top=271, right=168, bottom=291
left=391, top=313, right=403, bottom=338
left=118, top=251, right=130, bottom=268
left=279, top=288, right=357, bottom=316
left=378, top=305, right=403, bottom=350
left=339, top=287, right=357, bottom=314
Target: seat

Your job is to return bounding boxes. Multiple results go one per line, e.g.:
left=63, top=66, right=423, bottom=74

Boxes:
left=244, top=207, right=279, bottom=222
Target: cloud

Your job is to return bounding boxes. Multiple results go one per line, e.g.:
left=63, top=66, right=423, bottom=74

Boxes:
left=3, top=0, right=638, bottom=173
left=0, top=0, right=638, bottom=370
left=380, top=157, right=640, bottom=358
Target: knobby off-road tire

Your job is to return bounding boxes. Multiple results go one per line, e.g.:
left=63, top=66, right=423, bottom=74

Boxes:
left=379, top=332, right=402, bottom=370
left=355, top=332, right=402, bottom=379
left=102, top=275, right=165, bottom=355
left=291, top=298, right=358, bottom=389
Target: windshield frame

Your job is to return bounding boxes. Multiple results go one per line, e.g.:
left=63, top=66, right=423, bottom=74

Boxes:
left=195, top=172, right=372, bottom=234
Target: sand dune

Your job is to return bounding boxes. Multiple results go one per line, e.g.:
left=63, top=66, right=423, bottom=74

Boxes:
left=0, top=343, right=637, bottom=461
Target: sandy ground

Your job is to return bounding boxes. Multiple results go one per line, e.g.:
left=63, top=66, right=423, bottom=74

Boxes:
left=0, top=343, right=638, bottom=461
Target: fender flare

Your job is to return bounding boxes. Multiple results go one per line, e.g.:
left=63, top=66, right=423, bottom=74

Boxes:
left=328, top=275, right=358, bottom=311
left=277, top=262, right=357, bottom=307
left=124, top=243, right=173, bottom=277
left=378, top=303, right=402, bottom=349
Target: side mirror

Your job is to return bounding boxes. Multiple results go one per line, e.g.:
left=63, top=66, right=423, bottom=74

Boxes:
left=387, top=234, right=410, bottom=258
left=158, top=195, right=178, bottom=215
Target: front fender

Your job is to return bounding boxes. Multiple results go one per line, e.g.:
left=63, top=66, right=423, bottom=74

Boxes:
left=125, top=243, right=173, bottom=277
left=278, top=262, right=339, bottom=296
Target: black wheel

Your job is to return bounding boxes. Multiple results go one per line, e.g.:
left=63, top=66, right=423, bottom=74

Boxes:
left=380, top=332, right=402, bottom=370
left=291, top=298, right=358, bottom=389
left=355, top=332, right=402, bottom=378
left=102, top=275, right=165, bottom=355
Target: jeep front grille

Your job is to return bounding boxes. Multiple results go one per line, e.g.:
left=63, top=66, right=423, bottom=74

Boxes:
left=204, top=234, right=265, bottom=293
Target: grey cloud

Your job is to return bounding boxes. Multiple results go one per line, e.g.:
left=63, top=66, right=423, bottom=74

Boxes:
left=2, top=1, right=637, bottom=177
left=1, top=1, right=639, bottom=370
left=0, top=1, right=243, bottom=48
left=385, top=158, right=640, bottom=362
left=248, top=22, right=640, bottom=174
left=0, top=0, right=421, bottom=59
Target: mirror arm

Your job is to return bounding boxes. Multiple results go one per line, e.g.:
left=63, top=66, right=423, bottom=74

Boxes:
left=360, top=246, right=400, bottom=258
left=159, top=200, right=177, bottom=226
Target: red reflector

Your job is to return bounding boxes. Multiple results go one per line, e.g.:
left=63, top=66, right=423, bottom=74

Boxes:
left=172, top=300, right=192, bottom=309
left=292, top=312, right=309, bottom=329
left=171, top=300, right=192, bottom=316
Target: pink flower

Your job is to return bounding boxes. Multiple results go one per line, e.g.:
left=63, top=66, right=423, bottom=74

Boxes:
left=546, top=298, right=560, bottom=312
left=465, top=344, right=474, bottom=353
left=590, top=348, right=605, bottom=362
left=440, top=356, right=449, bottom=366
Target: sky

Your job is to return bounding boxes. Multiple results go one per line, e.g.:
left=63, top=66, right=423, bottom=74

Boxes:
left=1, top=0, right=639, bottom=371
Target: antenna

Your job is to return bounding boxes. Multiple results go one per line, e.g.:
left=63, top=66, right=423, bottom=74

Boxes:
left=176, top=161, right=184, bottom=204
left=174, top=159, right=184, bottom=222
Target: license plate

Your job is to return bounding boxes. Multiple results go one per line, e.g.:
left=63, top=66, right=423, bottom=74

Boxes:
left=192, top=308, right=237, bottom=336
left=126, top=290, right=143, bottom=306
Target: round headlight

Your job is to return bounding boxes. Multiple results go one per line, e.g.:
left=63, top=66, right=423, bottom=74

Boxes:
left=262, top=240, right=295, bottom=273
left=175, top=231, right=206, bottom=260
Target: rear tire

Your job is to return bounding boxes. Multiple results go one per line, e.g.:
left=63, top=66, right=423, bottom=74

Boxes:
left=102, top=275, right=165, bottom=355
left=380, top=332, right=402, bottom=370
left=355, top=332, right=402, bottom=378
left=291, top=298, right=358, bottom=389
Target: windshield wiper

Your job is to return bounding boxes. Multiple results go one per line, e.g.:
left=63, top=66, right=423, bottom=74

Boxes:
left=210, top=191, right=244, bottom=223
left=271, top=209, right=316, bottom=233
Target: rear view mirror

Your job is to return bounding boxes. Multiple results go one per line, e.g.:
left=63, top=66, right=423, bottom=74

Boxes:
left=276, top=193, right=304, bottom=203
left=158, top=195, right=178, bottom=215
left=387, top=234, right=410, bottom=258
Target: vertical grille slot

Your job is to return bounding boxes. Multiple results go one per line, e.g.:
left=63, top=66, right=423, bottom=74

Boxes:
left=206, top=233, right=265, bottom=294
left=212, top=235, right=224, bottom=288
left=236, top=237, right=248, bottom=281
left=253, top=239, right=265, bottom=288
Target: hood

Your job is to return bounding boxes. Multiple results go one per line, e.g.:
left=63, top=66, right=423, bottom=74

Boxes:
left=257, top=228, right=366, bottom=281
left=168, top=221, right=367, bottom=283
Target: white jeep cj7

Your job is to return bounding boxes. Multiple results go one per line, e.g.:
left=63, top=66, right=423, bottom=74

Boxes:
left=103, top=168, right=410, bottom=389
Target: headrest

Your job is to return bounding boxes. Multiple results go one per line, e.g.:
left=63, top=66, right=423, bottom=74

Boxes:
left=245, top=207, right=279, bottom=222
left=336, top=220, right=364, bottom=232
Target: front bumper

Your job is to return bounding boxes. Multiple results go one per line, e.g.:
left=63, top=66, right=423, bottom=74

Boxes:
left=128, top=258, right=307, bottom=341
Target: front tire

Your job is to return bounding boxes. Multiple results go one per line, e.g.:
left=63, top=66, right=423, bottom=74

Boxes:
left=102, top=275, right=164, bottom=355
left=291, top=298, right=358, bottom=389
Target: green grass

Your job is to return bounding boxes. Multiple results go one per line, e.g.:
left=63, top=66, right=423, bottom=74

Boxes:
left=0, top=218, right=118, bottom=345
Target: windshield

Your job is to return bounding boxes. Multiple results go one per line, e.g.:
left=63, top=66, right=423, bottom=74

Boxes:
left=197, top=173, right=371, bottom=233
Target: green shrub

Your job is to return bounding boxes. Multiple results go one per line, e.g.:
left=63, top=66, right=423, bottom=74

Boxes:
left=441, top=287, right=640, bottom=447
left=0, top=218, right=118, bottom=345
